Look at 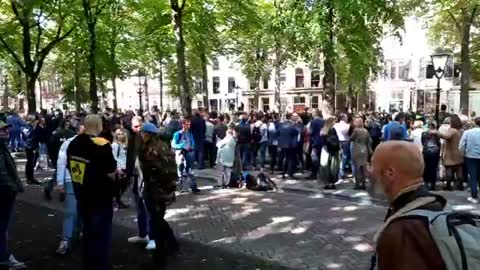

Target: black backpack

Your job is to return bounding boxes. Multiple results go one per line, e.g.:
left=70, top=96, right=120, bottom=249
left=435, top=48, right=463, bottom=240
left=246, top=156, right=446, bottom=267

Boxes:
left=252, top=126, right=262, bottom=143
left=247, top=171, right=277, bottom=191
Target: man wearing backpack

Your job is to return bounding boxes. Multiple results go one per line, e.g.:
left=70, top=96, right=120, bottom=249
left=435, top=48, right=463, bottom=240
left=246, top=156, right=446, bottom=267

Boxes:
left=369, top=141, right=452, bottom=270
left=382, top=113, right=408, bottom=141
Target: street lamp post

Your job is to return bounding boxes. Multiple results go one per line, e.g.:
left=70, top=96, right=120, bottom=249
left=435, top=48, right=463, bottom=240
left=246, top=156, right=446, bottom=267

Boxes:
left=430, top=50, right=450, bottom=125
left=137, top=70, right=146, bottom=113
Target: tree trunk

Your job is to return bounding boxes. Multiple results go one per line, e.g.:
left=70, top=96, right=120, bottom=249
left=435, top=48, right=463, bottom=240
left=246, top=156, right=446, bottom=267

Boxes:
left=2, top=76, right=9, bottom=110
left=460, top=8, right=473, bottom=113
left=322, top=2, right=336, bottom=116
left=172, top=2, right=192, bottom=117
left=74, top=60, right=82, bottom=112
left=158, top=60, right=164, bottom=113
left=200, top=52, right=209, bottom=111
left=26, top=75, right=37, bottom=113
left=87, top=21, right=99, bottom=113
left=274, top=47, right=282, bottom=113
left=112, top=75, right=118, bottom=111
left=254, top=76, right=260, bottom=112
left=144, top=76, right=149, bottom=112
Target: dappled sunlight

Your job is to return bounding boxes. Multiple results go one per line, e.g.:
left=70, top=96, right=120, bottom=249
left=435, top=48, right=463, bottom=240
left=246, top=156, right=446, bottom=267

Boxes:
left=332, top=228, right=347, bottom=235
left=232, top=197, right=248, bottom=204
left=326, top=263, right=343, bottom=269
left=341, top=217, right=358, bottom=222
left=290, top=220, right=313, bottom=234
left=353, top=243, right=374, bottom=252
left=343, top=205, right=358, bottom=212
left=231, top=208, right=261, bottom=220
left=452, top=204, right=476, bottom=211
left=343, top=236, right=363, bottom=242
left=165, top=207, right=191, bottom=219
left=308, top=193, right=326, bottom=199
left=260, top=198, right=275, bottom=203
left=211, top=236, right=238, bottom=244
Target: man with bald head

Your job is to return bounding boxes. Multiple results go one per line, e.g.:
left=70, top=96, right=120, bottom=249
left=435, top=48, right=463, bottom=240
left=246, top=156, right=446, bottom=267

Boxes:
left=369, top=141, right=446, bottom=270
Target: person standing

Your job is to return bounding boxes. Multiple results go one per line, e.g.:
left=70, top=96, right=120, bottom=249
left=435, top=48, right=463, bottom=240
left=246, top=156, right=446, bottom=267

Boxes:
left=216, top=123, right=237, bottom=188
left=368, top=141, right=447, bottom=270
left=334, top=114, right=351, bottom=178
left=22, top=115, right=41, bottom=185
left=431, top=115, right=464, bottom=191
left=277, top=113, right=298, bottom=179
left=267, top=114, right=279, bottom=173
left=191, top=109, right=206, bottom=170
left=66, top=114, right=117, bottom=270
left=35, top=117, right=49, bottom=171
left=139, top=123, right=178, bottom=267
left=237, top=113, right=252, bottom=169
left=55, top=134, right=80, bottom=255
left=350, top=118, right=372, bottom=190
left=308, top=110, right=325, bottom=179
left=292, top=113, right=305, bottom=173
left=320, top=117, right=340, bottom=189
left=213, top=114, right=228, bottom=142
left=125, top=116, right=153, bottom=248
left=112, top=128, right=129, bottom=209
left=252, top=113, right=268, bottom=169
left=6, top=112, right=24, bottom=152
left=410, top=120, right=425, bottom=151
left=204, top=112, right=216, bottom=168
left=0, top=120, right=26, bottom=270
left=459, top=117, right=480, bottom=203
left=421, top=122, right=441, bottom=190
left=171, top=118, right=201, bottom=193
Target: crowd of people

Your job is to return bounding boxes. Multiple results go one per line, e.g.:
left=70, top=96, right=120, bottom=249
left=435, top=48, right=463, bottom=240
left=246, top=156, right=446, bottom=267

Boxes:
left=0, top=104, right=479, bottom=270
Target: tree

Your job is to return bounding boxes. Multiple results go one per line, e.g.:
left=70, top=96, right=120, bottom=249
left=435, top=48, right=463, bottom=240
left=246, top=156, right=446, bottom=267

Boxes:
left=170, top=0, right=192, bottom=117
left=287, top=0, right=403, bottom=115
left=82, top=0, right=110, bottom=113
left=425, top=0, right=478, bottom=111
left=0, top=0, right=76, bottom=113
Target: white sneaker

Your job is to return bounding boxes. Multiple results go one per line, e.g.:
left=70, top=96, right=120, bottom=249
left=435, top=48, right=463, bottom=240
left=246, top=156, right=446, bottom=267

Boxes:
left=8, top=255, right=26, bottom=270
left=467, top=197, right=479, bottom=204
left=145, top=240, right=156, bottom=250
left=128, top=236, right=149, bottom=244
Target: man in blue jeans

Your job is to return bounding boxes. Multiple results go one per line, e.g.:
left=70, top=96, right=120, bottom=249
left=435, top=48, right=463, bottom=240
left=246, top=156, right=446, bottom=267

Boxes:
left=459, top=117, right=480, bottom=203
left=172, top=118, right=201, bottom=193
left=66, top=115, right=117, bottom=270
left=0, top=120, right=26, bottom=269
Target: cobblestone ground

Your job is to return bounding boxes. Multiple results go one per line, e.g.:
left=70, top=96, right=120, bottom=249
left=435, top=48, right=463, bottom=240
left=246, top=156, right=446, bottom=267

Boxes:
left=13, top=155, right=480, bottom=270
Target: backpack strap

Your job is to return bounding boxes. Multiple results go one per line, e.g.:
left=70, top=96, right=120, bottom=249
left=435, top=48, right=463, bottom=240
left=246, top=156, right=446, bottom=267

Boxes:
left=374, top=196, right=437, bottom=242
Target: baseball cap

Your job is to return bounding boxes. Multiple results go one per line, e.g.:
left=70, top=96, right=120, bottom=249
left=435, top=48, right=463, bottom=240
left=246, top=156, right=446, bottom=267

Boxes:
left=0, top=120, right=11, bottom=129
left=141, top=123, right=159, bottom=134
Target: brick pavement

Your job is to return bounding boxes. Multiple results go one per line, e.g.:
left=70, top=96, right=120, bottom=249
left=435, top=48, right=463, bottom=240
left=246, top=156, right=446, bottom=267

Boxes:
left=13, top=155, right=480, bottom=270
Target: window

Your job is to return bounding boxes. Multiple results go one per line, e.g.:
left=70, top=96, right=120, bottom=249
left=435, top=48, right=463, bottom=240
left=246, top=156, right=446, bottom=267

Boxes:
left=228, top=77, right=236, bottom=93
left=390, top=63, right=397, bottom=79
left=311, top=69, right=320, bottom=87
left=263, top=77, right=269, bottom=89
left=249, top=79, right=256, bottom=90
left=280, top=72, right=286, bottom=82
left=248, top=98, right=255, bottom=110
left=280, top=97, right=287, bottom=113
left=262, top=98, right=270, bottom=112
left=295, top=68, right=304, bottom=88
left=197, top=101, right=203, bottom=108
left=213, top=76, right=220, bottom=94
left=212, top=57, right=219, bottom=70
left=210, top=99, right=218, bottom=111
left=398, top=61, right=410, bottom=80
left=293, top=96, right=306, bottom=112
left=312, top=96, right=319, bottom=109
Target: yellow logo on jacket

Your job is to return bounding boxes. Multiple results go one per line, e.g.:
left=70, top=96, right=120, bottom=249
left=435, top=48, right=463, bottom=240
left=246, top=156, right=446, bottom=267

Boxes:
left=70, top=160, right=86, bottom=184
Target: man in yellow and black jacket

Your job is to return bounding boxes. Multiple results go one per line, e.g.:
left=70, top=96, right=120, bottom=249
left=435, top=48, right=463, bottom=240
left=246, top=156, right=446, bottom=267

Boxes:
left=66, top=114, right=117, bottom=270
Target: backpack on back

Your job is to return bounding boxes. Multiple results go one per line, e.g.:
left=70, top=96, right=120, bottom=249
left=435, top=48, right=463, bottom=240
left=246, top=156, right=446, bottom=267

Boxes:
left=399, top=206, right=480, bottom=270
left=252, top=126, right=262, bottom=143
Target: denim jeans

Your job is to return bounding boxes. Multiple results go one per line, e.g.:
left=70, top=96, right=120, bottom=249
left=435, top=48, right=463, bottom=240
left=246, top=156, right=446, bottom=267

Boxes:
left=268, top=145, right=278, bottom=171
left=310, top=146, right=322, bottom=178
left=278, top=148, right=296, bottom=176
left=0, top=189, right=15, bottom=262
left=239, top=143, right=251, bottom=169
left=78, top=204, right=113, bottom=270
left=177, top=151, right=198, bottom=191
left=9, top=131, right=20, bottom=151
left=194, top=140, right=205, bottom=169
left=339, top=142, right=351, bottom=178
left=252, top=142, right=268, bottom=168
left=465, top=158, right=480, bottom=198
left=423, top=153, right=440, bottom=190
left=134, top=193, right=150, bottom=239
left=62, top=182, right=80, bottom=243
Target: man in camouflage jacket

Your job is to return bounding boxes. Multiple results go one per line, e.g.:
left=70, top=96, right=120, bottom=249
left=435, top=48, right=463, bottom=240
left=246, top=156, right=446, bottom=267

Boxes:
left=139, top=123, right=178, bottom=267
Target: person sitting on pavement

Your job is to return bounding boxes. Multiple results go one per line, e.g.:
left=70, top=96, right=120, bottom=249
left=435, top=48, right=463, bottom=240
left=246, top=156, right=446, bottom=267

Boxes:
left=66, top=114, right=117, bottom=270
left=0, top=120, right=26, bottom=270
left=171, top=118, right=201, bottom=193
left=139, top=122, right=179, bottom=267
left=368, top=141, right=446, bottom=270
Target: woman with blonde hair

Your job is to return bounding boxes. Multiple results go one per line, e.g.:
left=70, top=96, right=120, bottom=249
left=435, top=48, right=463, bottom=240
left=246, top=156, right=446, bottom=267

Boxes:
left=112, top=128, right=129, bottom=209
left=410, top=120, right=424, bottom=151
left=350, top=117, right=372, bottom=190
left=319, top=117, right=340, bottom=189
